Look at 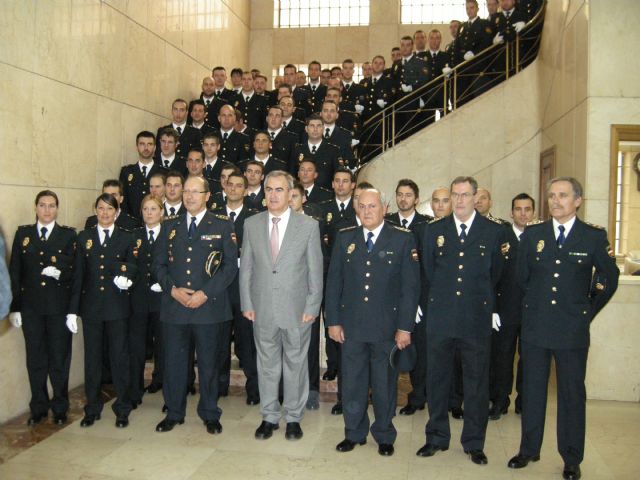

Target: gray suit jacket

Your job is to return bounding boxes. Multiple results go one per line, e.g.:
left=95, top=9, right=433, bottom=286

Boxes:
left=240, top=209, right=323, bottom=329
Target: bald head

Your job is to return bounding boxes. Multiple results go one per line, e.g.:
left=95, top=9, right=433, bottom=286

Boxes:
left=475, top=188, right=492, bottom=216
left=431, top=187, right=451, bottom=218
left=358, top=189, right=385, bottom=230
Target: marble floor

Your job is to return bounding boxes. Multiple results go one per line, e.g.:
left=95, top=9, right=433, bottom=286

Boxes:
left=1, top=373, right=639, bottom=480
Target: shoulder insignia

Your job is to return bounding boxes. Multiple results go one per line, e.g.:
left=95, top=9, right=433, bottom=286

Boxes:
left=18, top=224, right=32, bottom=230
left=60, top=225, right=76, bottom=231
left=487, top=214, right=505, bottom=224
left=429, top=216, right=446, bottom=224
left=585, top=221, right=605, bottom=230
left=526, top=218, right=544, bottom=226
left=214, top=213, right=229, bottom=221
left=339, top=225, right=357, bottom=232
left=393, top=225, right=412, bottom=233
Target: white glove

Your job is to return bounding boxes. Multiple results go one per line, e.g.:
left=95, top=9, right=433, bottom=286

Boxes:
left=354, top=104, right=364, bottom=114
left=492, top=313, right=501, bottom=332
left=415, top=306, right=423, bottom=324
left=150, top=283, right=162, bottom=293
left=350, top=139, right=360, bottom=147
left=113, top=276, right=133, bottom=290
left=41, top=266, right=61, bottom=280
left=401, top=84, right=413, bottom=93
left=376, top=99, right=387, bottom=109
left=493, top=33, right=504, bottom=45
left=9, top=312, right=22, bottom=328
left=464, top=51, right=475, bottom=61
left=419, top=98, right=425, bottom=108
left=66, top=314, right=78, bottom=334
left=442, top=65, right=452, bottom=76
left=514, top=21, right=525, bottom=33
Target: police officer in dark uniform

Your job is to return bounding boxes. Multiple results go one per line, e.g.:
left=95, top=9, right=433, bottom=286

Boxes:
left=153, top=176, right=238, bottom=434
left=297, top=158, right=333, bottom=204
left=422, top=29, right=452, bottom=123
left=119, top=131, right=163, bottom=219
left=9, top=190, right=77, bottom=425
left=417, top=176, right=506, bottom=465
left=508, top=177, right=619, bottom=480
left=318, top=100, right=356, bottom=169
left=155, top=128, right=188, bottom=176
left=238, top=131, right=288, bottom=177
left=384, top=180, right=432, bottom=416
left=266, top=105, right=299, bottom=169
left=279, top=95, right=306, bottom=141
left=198, top=75, right=226, bottom=131
left=326, top=188, right=420, bottom=457
left=305, top=60, right=328, bottom=113
left=155, top=99, right=202, bottom=160
left=128, top=195, right=164, bottom=407
left=85, top=180, right=142, bottom=232
left=216, top=104, right=251, bottom=165
left=490, top=0, right=528, bottom=81
left=234, top=70, right=268, bottom=131
left=70, top=193, right=138, bottom=428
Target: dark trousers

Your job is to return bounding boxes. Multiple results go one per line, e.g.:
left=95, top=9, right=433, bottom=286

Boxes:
left=83, top=318, right=131, bottom=417
left=490, top=323, right=522, bottom=409
left=308, top=316, right=320, bottom=392
left=406, top=319, right=427, bottom=407
left=232, top=303, right=259, bottom=398
left=449, top=347, right=464, bottom=409
left=342, top=338, right=398, bottom=445
left=426, top=334, right=491, bottom=451
left=162, top=322, right=224, bottom=422
left=129, top=310, right=159, bottom=403
left=519, top=341, right=588, bottom=465
left=217, top=320, right=233, bottom=395
left=149, top=314, right=163, bottom=386
left=21, top=311, right=72, bottom=415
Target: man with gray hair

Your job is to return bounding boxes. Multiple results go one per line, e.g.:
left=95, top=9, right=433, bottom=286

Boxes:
left=240, top=170, right=323, bottom=442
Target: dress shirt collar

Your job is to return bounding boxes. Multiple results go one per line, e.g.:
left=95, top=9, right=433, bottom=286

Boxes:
left=138, top=160, right=153, bottom=174
left=552, top=215, right=576, bottom=240
left=147, top=224, right=161, bottom=239
left=205, top=156, right=218, bottom=167
left=363, top=221, right=385, bottom=244
left=513, top=224, right=524, bottom=240
left=226, top=204, right=243, bottom=218
left=97, top=224, right=115, bottom=243
left=220, top=127, right=234, bottom=137
left=172, top=122, right=186, bottom=131
left=36, top=220, right=55, bottom=240
left=242, top=90, right=254, bottom=101
left=453, top=210, right=477, bottom=235
left=335, top=196, right=352, bottom=210
left=268, top=127, right=282, bottom=137
left=185, top=209, right=207, bottom=228
left=398, top=210, right=416, bottom=226
left=323, top=124, right=335, bottom=136
left=161, top=153, right=176, bottom=165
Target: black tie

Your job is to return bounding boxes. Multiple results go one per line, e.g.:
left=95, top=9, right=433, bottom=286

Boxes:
left=164, top=159, right=169, bottom=168
left=345, top=84, right=350, bottom=91
left=340, top=202, right=346, bottom=214
left=311, top=145, right=317, bottom=154
left=148, top=230, right=155, bottom=244
left=246, top=96, right=250, bottom=103
left=249, top=193, right=256, bottom=201
left=205, top=99, right=211, bottom=107
left=229, top=211, right=236, bottom=223
left=169, top=206, right=176, bottom=216
left=142, top=165, right=147, bottom=177
left=311, top=85, right=316, bottom=93
left=176, top=126, right=182, bottom=135
left=460, top=223, right=467, bottom=242
left=506, top=11, right=511, bottom=19
left=270, top=131, right=276, bottom=140
left=40, top=227, right=47, bottom=241
left=557, top=225, right=566, bottom=247
left=325, top=128, right=331, bottom=139
left=283, top=121, right=288, bottom=128
left=205, top=164, right=212, bottom=176
left=103, top=229, right=110, bottom=246
left=366, top=231, right=374, bottom=252
left=188, top=216, right=197, bottom=238
left=305, top=189, right=310, bottom=200
left=402, top=219, right=408, bottom=228
left=223, top=132, right=229, bottom=141
left=373, top=78, right=377, bottom=85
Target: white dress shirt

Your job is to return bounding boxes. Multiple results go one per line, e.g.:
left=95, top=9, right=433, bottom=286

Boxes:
left=453, top=210, right=477, bottom=236
left=97, top=224, right=115, bottom=244
left=186, top=209, right=207, bottom=232
left=363, top=221, right=385, bottom=245
left=36, top=221, right=55, bottom=240
left=552, top=215, right=576, bottom=241
left=268, top=207, right=291, bottom=250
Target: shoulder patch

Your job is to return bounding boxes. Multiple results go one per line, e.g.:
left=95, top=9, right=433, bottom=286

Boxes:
left=585, top=221, right=605, bottom=230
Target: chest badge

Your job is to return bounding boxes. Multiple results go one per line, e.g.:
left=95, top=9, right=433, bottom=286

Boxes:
left=536, top=240, right=545, bottom=252
left=436, top=235, right=445, bottom=247
left=347, top=243, right=355, bottom=254
left=86, top=239, right=93, bottom=250
left=22, top=237, right=30, bottom=247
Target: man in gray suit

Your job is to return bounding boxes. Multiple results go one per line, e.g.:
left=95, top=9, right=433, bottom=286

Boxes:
left=240, top=170, right=324, bottom=441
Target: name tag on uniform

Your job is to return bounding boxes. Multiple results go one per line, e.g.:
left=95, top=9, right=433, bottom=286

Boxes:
left=568, top=251, right=588, bottom=256
left=201, top=234, right=221, bottom=240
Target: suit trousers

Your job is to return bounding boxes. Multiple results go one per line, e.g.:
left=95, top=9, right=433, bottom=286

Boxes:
left=426, top=334, right=491, bottom=451
left=407, top=319, right=427, bottom=407
left=519, top=341, right=588, bottom=465
left=232, top=302, right=259, bottom=398
left=83, top=318, right=132, bottom=417
left=21, top=310, right=72, bottom=415
left=162, top=322, right=225, bottom=422
left=342, top=338, right=398, bottom=445
left=129, top=310, right=159, bottom=403
left=489, top=323, right=523, bottom=409
left=254, top=321, right=312, bottom=424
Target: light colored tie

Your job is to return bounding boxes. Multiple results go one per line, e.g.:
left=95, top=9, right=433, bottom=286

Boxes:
left=270, top=217, right=281, bottom=264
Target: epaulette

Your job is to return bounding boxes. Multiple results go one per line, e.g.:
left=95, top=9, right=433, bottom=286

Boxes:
left=59, top=225, right=76, bottom=231
left=339, top=225, right=358, bottom=233
left=318, top=186, right=332, bottom=193
left=584, top=221, right=605, bottom=230
left=413, top=218, right=431, bottom=226
left=318, top=199, right=333, bottom=206
left=526, top=219, right=544, bottom=226
left=486, top=214, right=506, bottom=225
left=326, top=141, right=340, bottom=149
left=429, top=216, right=446, bottom=224
left=392, top=225, right=412, bottom=233
left=132, top=226, right=146, bottom=234
left=213, top=213, right=230, bottom=221
left=337, top=125, right=351, bottom=135
left=18, top=224, right=32, bottom=230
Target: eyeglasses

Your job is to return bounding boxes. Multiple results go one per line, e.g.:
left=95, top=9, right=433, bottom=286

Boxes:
left=450, top=192, right=474, bottom=200
left=183, top=190, right=207, bottom=196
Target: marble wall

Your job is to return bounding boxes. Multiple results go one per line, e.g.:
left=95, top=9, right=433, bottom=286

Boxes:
left=0, top=0, right=250, bottom=423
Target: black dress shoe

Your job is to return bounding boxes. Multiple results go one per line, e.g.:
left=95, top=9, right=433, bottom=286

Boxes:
left=218, top=389, right=229, bottom=398
left=246, top=396, right=260, bottom=406
left=378, top=444, right=394, bottom=456
left=322, top=369, right=337, bottom=381
left=131, top=399, right=142, bottom=410
left=162, top=404, right=168, bottom=413
left=336, top=438, right=366, bottom=452
left=488, top=403, right=508, bottom=420
left=331, top=402, right=343, bottom=415
left=508, top=453, right=540, bottom=469
left=205, top=420, right=222, bottom=434
left=80, top=414, right=101, bottom=427
left=27, top=413, right=47, bottom=426
left=188, top=385, right=197, bottom=395
left=285, top=422, right=303, bottom=440
left=145, top=383, right=162, bottom=394
left=115, top=416, right=129, bottom=428
left=449, top=407, right=464, bottom=419
left=563, top=464, right=581, bottom=480
left=416, top=443, right=448, bottom=457
left=53, top=413, right=67, bottom=425
left=155, top=418, right=184, bottom=432
left=399, top=404, right=424, bottom=415
left=467, top=450, right=488, bottom=465
left=255, top=421, right=279, bottom=440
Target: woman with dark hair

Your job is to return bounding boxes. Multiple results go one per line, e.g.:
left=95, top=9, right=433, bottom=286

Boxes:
left=9, top=190, right=77, bottom=425
left=68, top=193, right=137, bottom=428
left=129, top=194, right=164, bottom=406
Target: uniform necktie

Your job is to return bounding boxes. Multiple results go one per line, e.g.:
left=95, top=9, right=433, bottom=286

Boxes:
left=402, top=219, right=408, bottom=228
left=148, top=230, right=155, bottom=244
left=270, top=217, right=281, bottom=264
left=373, top=77, right=377, bottom=85
left=345, top=83, right=350, bottom=91
left=325, top=128, right=331, bottom=139
left=142, top=165, right=147, bottom=177
left=402, top=58, right=406, bottom=66
left=205, top=164, right=212, bottom=176
left=270, top=131, right=276, bottom=140
left=176, top=126, right=182, bottom=135
left=188, top=216, right=197, bottom=238
left=305, top=189, right=310, bottom=200
left=366, top=231, right=374, bottom=252
left=283, top=121, right=288, bottom=128
left=103, top=229, right=110, bottom=246
left=340, top=202, right=346, bottom=214
left=557, top=225, right=566, bottom=247
left=169, top=206, right=176, bottom=216
left=205, top=99, right=211, bottom=107
left=311, top=145, right=317, bottom=154
left=311, top=85, right=316, bottom=93
left=223, top=132, right=229, bottom=141
left=246, top=96, right=250, bottom=103
left=249, top=192, right=256, bottom=201
left=164, top=159, right=169, bottom=168
left=506, top=11, right=511, bottom=19
left=460, top=223, right=467, bottom=242
left=40, top=227, right=47, bottom=241
left=229, top=211, right=236, bottom=223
